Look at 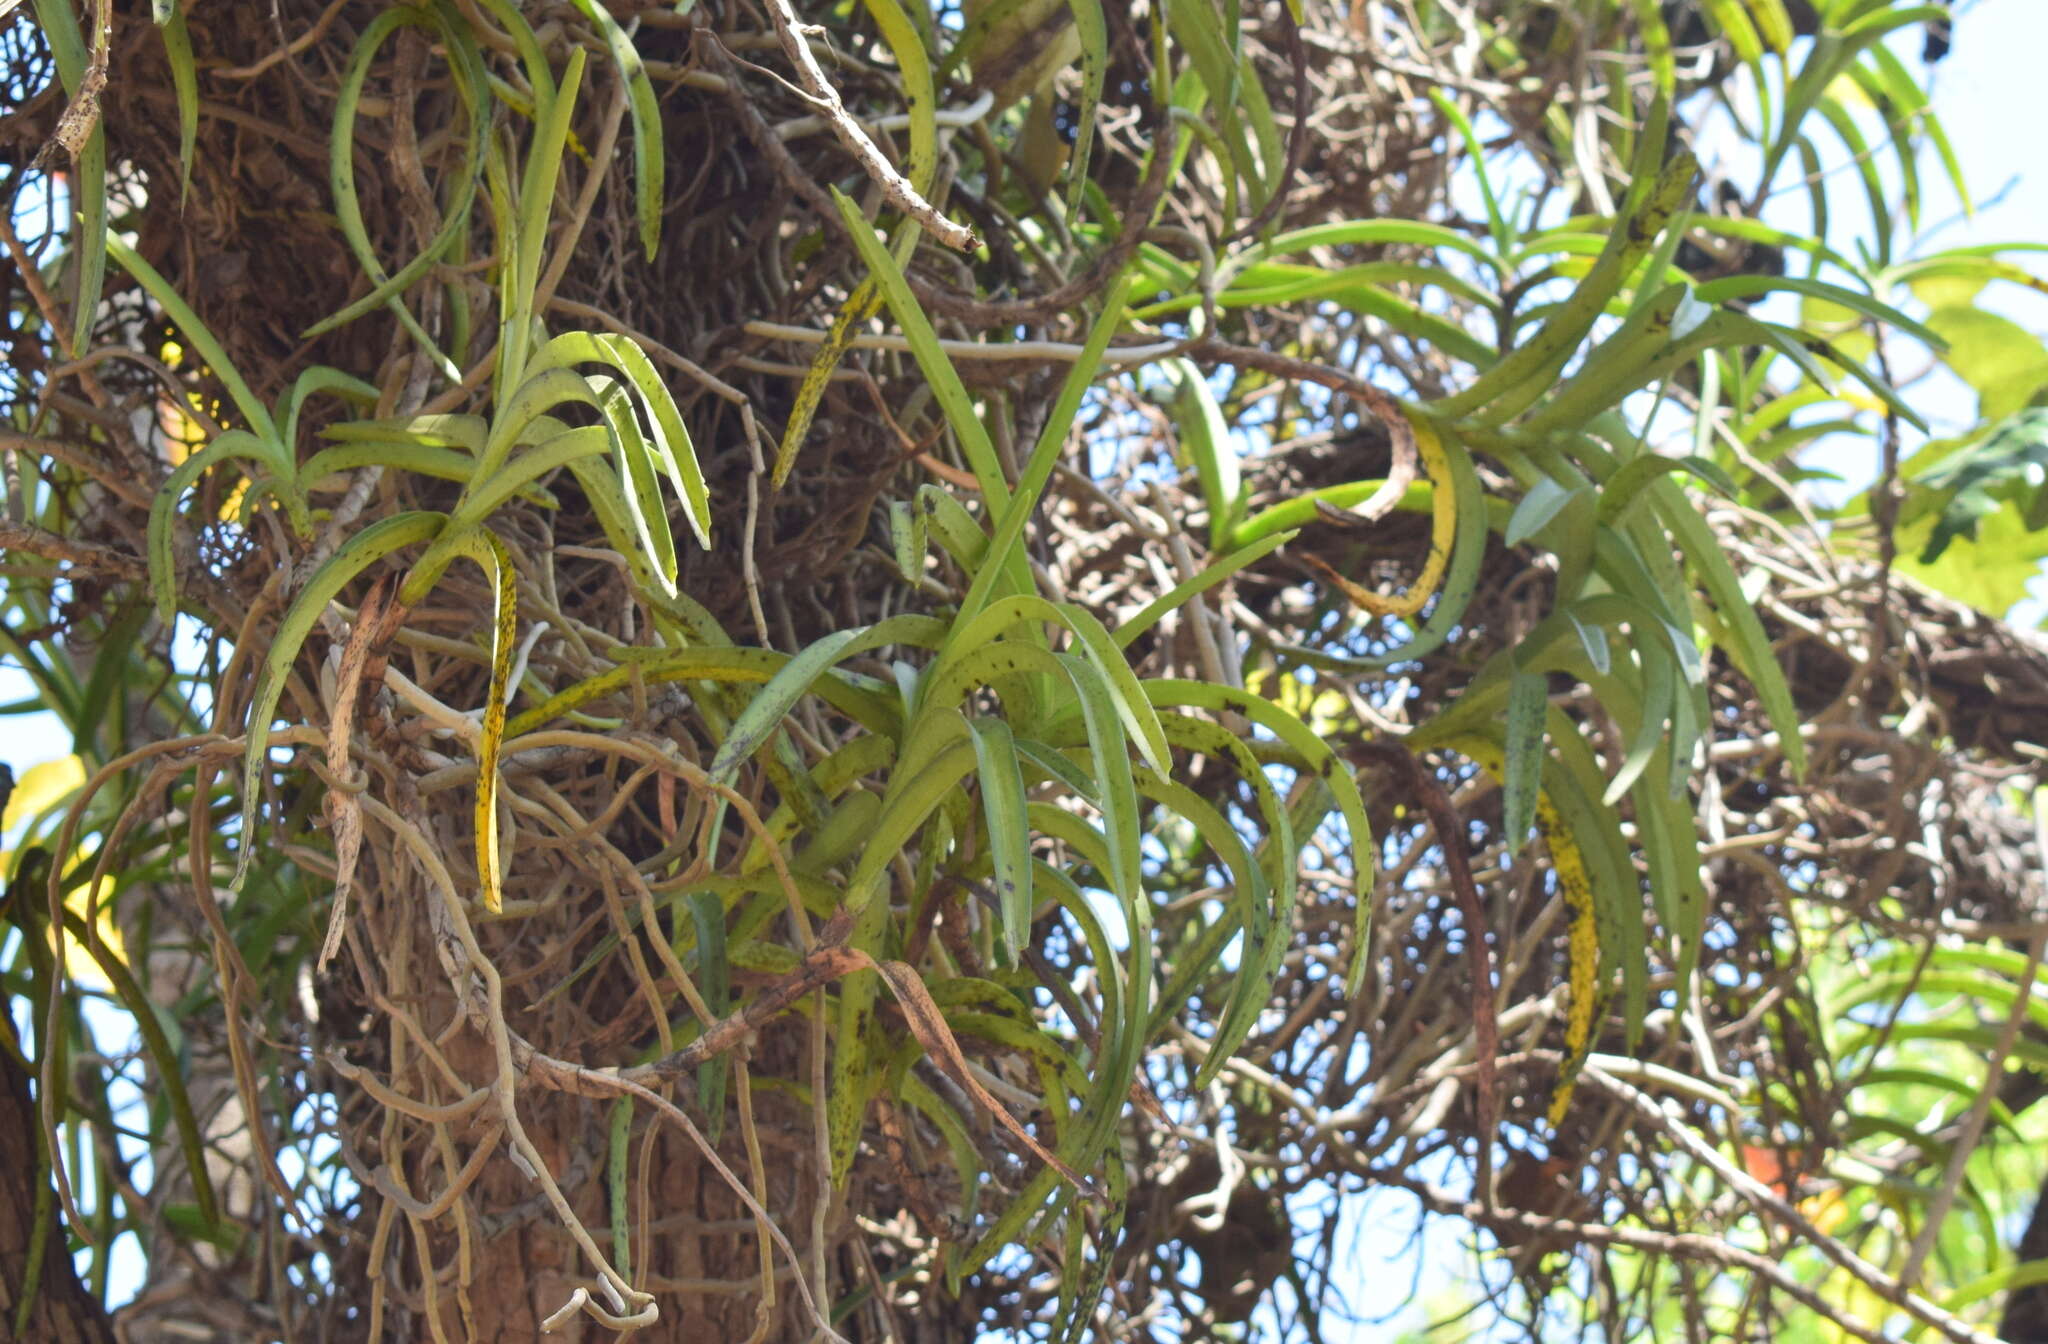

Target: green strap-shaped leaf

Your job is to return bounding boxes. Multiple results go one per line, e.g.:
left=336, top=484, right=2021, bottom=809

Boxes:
left=528, top=331, right=713, bottom=546
left=844, top=736, right=980, bottom=915
left=1228, top=218, right=1505, bottom=277
left=1233, top=35, right=1285, bottom=212
left=1168, top=359, right=1243, bottom=549
left=1052, top=654, right=1142, bottom=922
left=1030, top=855, right=1126, bottom=1038
left=157, top=6, right=198, bottom=202
left=1506, top=476, right=1582, bottom=548
left=106, top=236, right=278, bottom=445
left=965, top=718, right=1035, bottom=963
left=705, top=616, right=944, bottom=785
left=956, top=271, right=1137, bottom=624
left=1589, top=666, right=1703, bottom=996
left=279, top=367, right=380, bottom=465
left=829, top=189, right=1008, bottom=501
left=565, top=0, right=663, bottom=259
left=305, top=2, right=484, bottom=369
left=148, top=431, right=277, bottom=625
left=1124, top=764, right=1256, bottom=997
left=495, top=46, right=587, bottom=394
left=1568, top=609, right=1610, bottom=675
left=449, top=423, right=611, bottom=525
left=1501, top=672, right=1547, bottom=855
left=1609, top=635, right=1677, bottom=805
left=590, top=377, right=679, bottom=596
left=607, top=1097, right=633, bottom=1273
left=1142, top=678, right=1376, bottom=986
left=472, top=0, right=556, bottom=98
left=687, top=890, right=730, bottom=1144
left=1114, top=529, right=1297, bottom=647
left=1427, top=89, right=1510, bottom=255
left=1598, top=453, right=1738, bottom=524
left=1063, top=0, right=1106, bottom=218
left=788, top=785, right=885, bottom=877
left=1138, top=714, right=1291, bottom=1085
left=1163, top=0, right=1254, bottom=191
left=321, top=412, right=488, bottom=452
left=1434, top=150, right=1696, bottom=425
left=1653, top=482, right=1806, bottom=776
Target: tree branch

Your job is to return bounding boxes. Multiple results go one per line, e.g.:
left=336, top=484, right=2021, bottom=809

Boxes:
left=0, top=519, right=146, bottom=581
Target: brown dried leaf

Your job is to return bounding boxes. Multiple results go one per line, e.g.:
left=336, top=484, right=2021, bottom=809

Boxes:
left=863, top=954, right=1104, bottom=1203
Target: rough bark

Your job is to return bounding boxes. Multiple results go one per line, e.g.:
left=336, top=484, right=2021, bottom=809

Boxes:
left=2003, top=1173, right=2048, bottom=1342
left=0, top=1017, right=115, bottom=1344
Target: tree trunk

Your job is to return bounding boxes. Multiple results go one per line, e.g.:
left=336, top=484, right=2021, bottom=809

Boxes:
left=0, top=1017, right=114, bottom=1344
left=2003, top=1171, right=2048, bottom=1342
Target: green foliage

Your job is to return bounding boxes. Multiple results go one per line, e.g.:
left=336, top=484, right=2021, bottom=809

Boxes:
left=7, top=0, right=2048, bottom=1339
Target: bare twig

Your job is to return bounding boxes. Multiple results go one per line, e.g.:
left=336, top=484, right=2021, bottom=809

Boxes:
left=34, top=0, right=108, bottom=171
left=1349, top=739, right=1499, bottom=1213
left=756, top=0, right=977, bottom=251
left=1898, top=792, right=2048, bottom=1287
left=0, top=518, right=146, bottom=579
left=1583, top=1064, right=2002, bottom=1344
left=1386, top=1172, right=1893, bottom=1344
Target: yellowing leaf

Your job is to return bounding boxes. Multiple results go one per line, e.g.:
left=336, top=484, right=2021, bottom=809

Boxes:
left=1909, top=273, right=1988, bottom=312
left=1895, top=495, right=2048, bottom=618
left=61, top=849, right=130, bottom=989
left=956, top=0, right=1083, bottom=114
left=1268, top=671, right=1354, bottom=739
left=154, top=339, right=216, bottom=461
left=4, top=835, right=136, bottom=990
left=4, top=755, right=86, bottom=833
left=219, top=477, right=251, bottom=522
left=1925, top=307, right=2048, bottom=423
left=1798, top=293, right=1874, bottom=366
left=1825, top=71, right=1874, bottom=114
